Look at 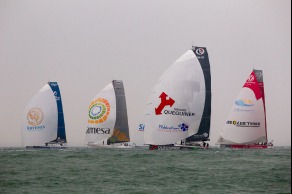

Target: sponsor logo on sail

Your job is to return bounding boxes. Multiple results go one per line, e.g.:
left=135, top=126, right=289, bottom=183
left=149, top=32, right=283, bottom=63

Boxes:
left=247, top=74, right=255, bottom=83
left=234, top=108, right=255, bottom=113
left=180, top=123, right=189, bottom=131
left=196, top=48, right=205, bottom=55
left=86, top=127, right=110, bottom=134
left=50, top=82, right=58, bottom=87
left=27, top=108, right=43, bottom=126
left=26, top=108, right=45, bottom=131
left=138, top=124, right=145, bottom=131
left=255, top=71, right=262, bottom=80
left=163, top=108, right=196, bottom=116
left=226, top=120, right=260, bottom=127
left=195, top=48, right=206, bottom=59
left=155, top=92, right=175, bottom=115
left=53, top=91, right=61, bottom=101
left=158, top=123, right=189, bottom=132
left=155, top=92, right=195, bottom=117
left=235, top=99, right=254, bottom=107
left=88, top=98, right=110, bottom=124
left=234, top=99, right=256, bottom=113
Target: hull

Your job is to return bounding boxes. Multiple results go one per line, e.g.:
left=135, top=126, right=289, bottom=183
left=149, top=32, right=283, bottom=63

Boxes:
left=220, top=144, right=269, bottom=149
left=26, top=145, right=66, bottom=149
left=149, top=144, right=180, bottom=150
left=177, top=145, right=208, bottom=150
left=149, top=144, right=208, bottom=150
left=87, top=142, right=135, bottom=149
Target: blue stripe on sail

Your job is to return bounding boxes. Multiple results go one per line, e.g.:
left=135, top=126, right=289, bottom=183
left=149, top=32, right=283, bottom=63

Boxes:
left=186, top=47, right=211, bottom=142
left=49, top=82, right=67, bottom=142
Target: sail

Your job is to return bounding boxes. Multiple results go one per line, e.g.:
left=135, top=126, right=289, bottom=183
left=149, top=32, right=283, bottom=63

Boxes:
left=187, top=47, right=212, bottom=142
left=21, top=82, right=65, bottom=147
left=144, top=47, right=211, bottom=145
left=49, top=82, right=67, bottom=142
left=110, top=80, right=130, bottom=143
left=216, top=70, right=267, bottom=145
left=254, top=69, right=268, bottom=141
left=85, top=80, right=130, bottom=145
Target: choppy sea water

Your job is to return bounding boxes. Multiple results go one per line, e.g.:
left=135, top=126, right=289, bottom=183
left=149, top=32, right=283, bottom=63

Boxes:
left=0, top=147, right=290, bottom=194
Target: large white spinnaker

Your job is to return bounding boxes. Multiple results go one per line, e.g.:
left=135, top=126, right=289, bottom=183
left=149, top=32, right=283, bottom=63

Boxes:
left=144, top=49, right=206, bottom=145
left=217, top=70, right=267, bottom=145
left=85, top=82, right=116, bottom=145
left=22, top=84, right=58, bottom=147
left=85, top=80, right=130, bottom=146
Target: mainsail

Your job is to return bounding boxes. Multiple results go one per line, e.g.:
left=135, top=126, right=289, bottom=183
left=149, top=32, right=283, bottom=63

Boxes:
left=21, top=82, right=66, bottom=147
left=49, top=82, right=66, bottom=142
left=85, top=80, right=130, bottom=146
left=187, top=47, right=212, bottom=142
left=143, top=47, right=212, bottom=146
left=216, top=70, right=269, bottom=147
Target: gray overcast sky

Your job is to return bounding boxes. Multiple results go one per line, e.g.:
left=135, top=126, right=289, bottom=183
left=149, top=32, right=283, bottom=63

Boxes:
left=0, top=0, right=291, bottom=147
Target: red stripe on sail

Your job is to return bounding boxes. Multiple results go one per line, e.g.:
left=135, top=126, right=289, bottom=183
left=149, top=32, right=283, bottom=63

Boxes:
left=255, top=70, right=268, bottom=142
left=243, top=71, right=262, bottom=100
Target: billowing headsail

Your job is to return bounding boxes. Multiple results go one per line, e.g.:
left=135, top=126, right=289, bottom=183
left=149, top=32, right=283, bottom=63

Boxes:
left=216, top=70, right=270, bottom=148
left=21, top=82, right=66, bottom=147
left=85, top=80, right=130, bottom=146
left=144, top=47, right=211, bottom=146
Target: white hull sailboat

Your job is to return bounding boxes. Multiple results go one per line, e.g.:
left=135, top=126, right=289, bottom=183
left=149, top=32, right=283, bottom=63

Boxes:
left=21, top=82, right=67, bottom=149
left=216, top=69, right=273, bottom=149
left=143, top=46, right=212, bottom=150
left=85, top=80, right=134, bottom=148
